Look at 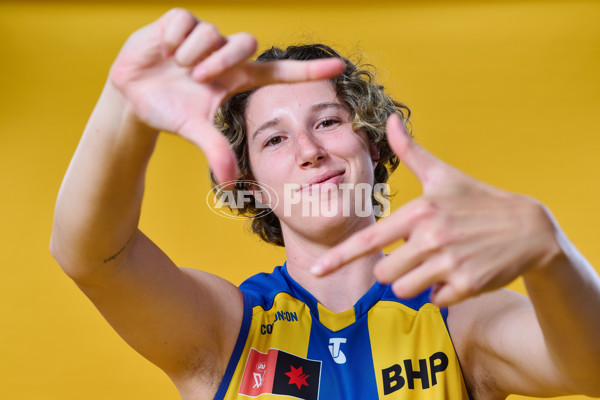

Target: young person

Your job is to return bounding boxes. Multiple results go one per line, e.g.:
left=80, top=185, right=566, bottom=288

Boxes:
left=50, top=8, right=600, bottom=399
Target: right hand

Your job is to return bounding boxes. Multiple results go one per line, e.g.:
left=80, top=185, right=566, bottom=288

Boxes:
left=109, top=8, right=345, bottom=184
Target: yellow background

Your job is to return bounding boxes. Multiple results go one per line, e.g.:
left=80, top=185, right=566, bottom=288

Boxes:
left=1, top=1, right=599, bottom=399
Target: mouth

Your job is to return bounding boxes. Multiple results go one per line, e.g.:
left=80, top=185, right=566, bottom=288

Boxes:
left=300, top=170, right=345, bottom=192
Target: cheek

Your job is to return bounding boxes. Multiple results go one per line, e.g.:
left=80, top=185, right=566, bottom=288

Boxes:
left=247, top=155, right=290, bottom=207
left=332, top=128, right=371, bottom=153
left=337, top=135, right=376, bottom=170
left=250, top=151, right=288, bottom=184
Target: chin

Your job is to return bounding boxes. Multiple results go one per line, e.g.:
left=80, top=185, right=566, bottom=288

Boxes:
left=279, top=206, right=374, bottom=246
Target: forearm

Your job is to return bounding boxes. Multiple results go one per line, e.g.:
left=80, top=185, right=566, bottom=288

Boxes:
left=523, top=224, right=600, bottom=394
left=51, top=80, right=159, bottom=279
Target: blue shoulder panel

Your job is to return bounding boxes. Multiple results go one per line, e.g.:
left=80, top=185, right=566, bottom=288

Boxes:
left=213, top=291, right=253, bottom=400
left=239, top=266, right=291, bottom=311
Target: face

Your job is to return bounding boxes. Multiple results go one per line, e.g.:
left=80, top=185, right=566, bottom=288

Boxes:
left=245, top=80, right=379, bottom=241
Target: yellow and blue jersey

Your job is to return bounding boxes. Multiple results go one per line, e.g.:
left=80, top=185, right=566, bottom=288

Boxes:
left=215, top=264, right=471, bottom=399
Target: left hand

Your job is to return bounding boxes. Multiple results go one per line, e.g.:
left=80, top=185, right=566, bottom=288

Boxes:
left=311, top=114, right=561, bottom=307
left=110, top=8, right=344, bottom=185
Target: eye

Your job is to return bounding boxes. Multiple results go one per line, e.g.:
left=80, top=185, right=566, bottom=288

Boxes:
left=264, top=135, right=283, bottom=148
left=316, top=117, right=341, bottom=129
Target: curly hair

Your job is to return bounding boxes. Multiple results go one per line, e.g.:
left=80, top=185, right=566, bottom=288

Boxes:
left=212, top=44, right=411, bottom=247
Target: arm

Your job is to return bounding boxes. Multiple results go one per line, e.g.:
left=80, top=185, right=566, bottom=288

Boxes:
left=312, top=114, right=600, bottom=396
left=50, top=7, right=345, bottom=391
left=49, top=11, right=245, bottom=385
left=456, top=225, right=600, bottom=397
left=51, top=75, right=244, bottom=383
left=450, top=248, right=600, bottom=398
left=522, top=228, right=600, bottom=394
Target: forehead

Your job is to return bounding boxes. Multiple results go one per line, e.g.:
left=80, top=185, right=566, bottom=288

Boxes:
left=245, top=80, right=340, bottom=131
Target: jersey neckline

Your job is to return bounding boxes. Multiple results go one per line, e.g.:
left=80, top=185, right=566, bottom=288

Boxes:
left=280, top=261, right=388, bottom=331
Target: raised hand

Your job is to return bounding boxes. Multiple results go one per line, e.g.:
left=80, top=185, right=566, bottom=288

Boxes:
left=312, top=113, right=560, bottom=307
left=109, top=8, right=345, bottom=184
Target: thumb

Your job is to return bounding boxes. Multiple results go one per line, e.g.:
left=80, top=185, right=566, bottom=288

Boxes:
left=386, top=113, right=443, bottom=189
left=186, top=121, right=239, bottom=186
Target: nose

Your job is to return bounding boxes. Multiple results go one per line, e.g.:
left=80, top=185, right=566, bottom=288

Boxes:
left=295, top=130, right=326, bottom=168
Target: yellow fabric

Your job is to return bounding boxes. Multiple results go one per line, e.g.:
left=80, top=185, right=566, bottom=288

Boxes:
left=224, top=293, right=313, bottom=399
left=369, top=301, right=470, bottom=398
left=317, top=303, right=356, bottom=332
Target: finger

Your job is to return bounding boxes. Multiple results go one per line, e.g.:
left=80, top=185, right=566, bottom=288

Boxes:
left=386, top=113, right=447, bottom=191
left=388, top=253, right=454, bottom=299
left=246, top=58, right=345, bottom=87
left=192, top=32, right=258, bottom=81
left=311, top=198, right=433, bottom=276
left=174, top=21, right=227, bottom=67
left=373, top=240, right=432, bottom=284
left=182, top=120, right=238, bottom=185
left=217, top=58, right=346, bottom=96
left=429, top=281, right=468, bottom=308
left=161, top=9, right=199, bottom=57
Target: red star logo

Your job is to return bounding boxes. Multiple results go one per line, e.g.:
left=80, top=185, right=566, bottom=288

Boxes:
left=285, top=365, right=309, bottom=389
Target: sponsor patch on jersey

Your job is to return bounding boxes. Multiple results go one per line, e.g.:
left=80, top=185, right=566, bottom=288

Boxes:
left=239, top=348, right=321, bottom=399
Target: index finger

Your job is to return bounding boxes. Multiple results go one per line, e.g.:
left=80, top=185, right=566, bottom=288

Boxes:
left=246, top=58, right=346, bottom=87
left=311, top=198, right=428, bottom=276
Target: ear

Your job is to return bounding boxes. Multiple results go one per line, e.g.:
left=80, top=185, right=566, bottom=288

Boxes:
left=244, top=174, right=272, bottom=207
left=242, top=172, right=258, bottom=194
left=369, top=142, right=380, bottom=169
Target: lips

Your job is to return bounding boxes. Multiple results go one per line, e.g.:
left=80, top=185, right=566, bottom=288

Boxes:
left=300, top=169, right=345, bottom=192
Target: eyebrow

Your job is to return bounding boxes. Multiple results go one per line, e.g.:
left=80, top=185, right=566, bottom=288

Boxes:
left=251, top=102, right=346, bottom=141
left=310, top=102, right=346, bottom=113
left=252, top=117, right=281, bottom=141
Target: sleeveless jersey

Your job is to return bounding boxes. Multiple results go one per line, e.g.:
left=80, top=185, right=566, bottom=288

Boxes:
left=214, top=264, right=471, bottom=399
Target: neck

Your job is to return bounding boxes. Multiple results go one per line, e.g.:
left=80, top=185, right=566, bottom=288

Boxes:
left=281, top=217, right=384, bottom=312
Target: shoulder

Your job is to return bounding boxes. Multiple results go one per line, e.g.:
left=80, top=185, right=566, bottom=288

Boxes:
left=239, top=265, right=287, bottom=292
left=448, top=288, right=529, bottom=330
left=239, top=265, right=293, bottom=308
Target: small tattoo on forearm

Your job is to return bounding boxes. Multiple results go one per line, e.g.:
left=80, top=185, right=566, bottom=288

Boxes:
left=103, top=235, right=134, bottom=263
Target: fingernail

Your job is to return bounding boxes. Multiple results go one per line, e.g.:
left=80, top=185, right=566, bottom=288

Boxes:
left=373, top=264, right=386, bottom=282
left=392, top=281, right=407, bottom=298
left=194, top=66, right=207, bottom=81
left=311, top=259, right=328, bottom=275
left=310, top=264, right=323, bottom=275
